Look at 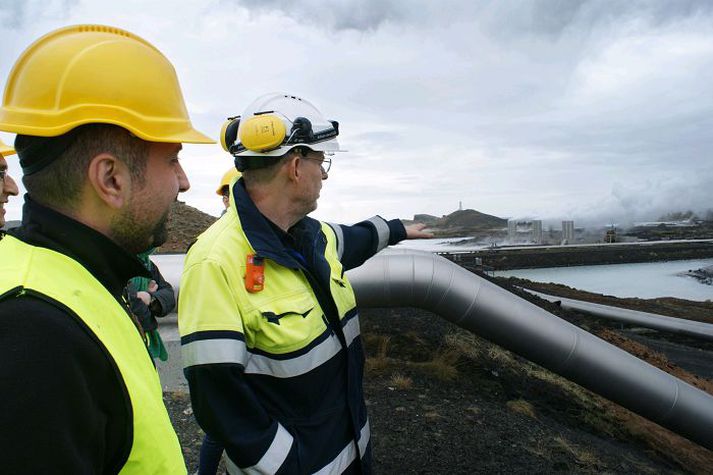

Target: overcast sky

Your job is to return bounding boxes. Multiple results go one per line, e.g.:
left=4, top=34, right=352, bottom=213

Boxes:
left=1, top=0, right=712, bottom=226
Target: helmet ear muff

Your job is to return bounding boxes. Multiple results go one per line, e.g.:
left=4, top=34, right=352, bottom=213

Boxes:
left=220, top=116, right=240, bottom=152
left=238, top=114, right=287, bottom=152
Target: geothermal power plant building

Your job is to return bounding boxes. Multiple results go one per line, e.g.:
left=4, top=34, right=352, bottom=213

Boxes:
left=562, top=220, right=575, bottom=243
left=508, top=219, right=543, bottom=244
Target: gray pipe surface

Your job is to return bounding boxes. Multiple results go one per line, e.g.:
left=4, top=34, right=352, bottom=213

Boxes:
left=152, top=254, right=185, bottom=299
left=347, top=251, right=713, bottom=450
left=523, top=288, right=713, bottom=342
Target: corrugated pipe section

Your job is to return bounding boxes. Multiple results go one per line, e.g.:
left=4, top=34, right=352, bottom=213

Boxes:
left=346, top=250, right=713, bottom=450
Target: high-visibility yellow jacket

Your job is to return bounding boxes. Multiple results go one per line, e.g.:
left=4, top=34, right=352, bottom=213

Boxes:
left=179, top=179, right=405, bottom=474
left=0, top=234, right=186, bottom=474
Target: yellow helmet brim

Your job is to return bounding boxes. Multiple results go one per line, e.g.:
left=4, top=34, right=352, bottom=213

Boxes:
left=0, top=139, right=16, bottom=156
left=0, top=24, right=215, bottom=145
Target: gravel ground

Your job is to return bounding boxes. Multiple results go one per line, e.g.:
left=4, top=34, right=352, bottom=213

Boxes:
left=164, top=276, right=713, bottom=474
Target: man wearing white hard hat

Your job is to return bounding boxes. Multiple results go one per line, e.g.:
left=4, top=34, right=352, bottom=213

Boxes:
left=179, top=93, right=430, bottom=474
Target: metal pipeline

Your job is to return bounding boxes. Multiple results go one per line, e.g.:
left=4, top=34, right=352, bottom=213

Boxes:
left=153, top=251, right=713, bottom=449
left=152, top=254, right=185, bottom=297
left=346, top=250, right=713, bottom=450
left=522, top=288, right=713, bottom=342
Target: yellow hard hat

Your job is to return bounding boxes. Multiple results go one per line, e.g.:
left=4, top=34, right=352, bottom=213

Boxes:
left=216, top=167, right=241, bottom=195
left=0, top=24, right=214, bottom=144
left=0, top=138, right=15, bottom=157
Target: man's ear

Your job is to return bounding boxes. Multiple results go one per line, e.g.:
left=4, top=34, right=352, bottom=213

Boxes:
left=86, top=153, right=131, bottom=209
left=285, top=154, right=300, bottom=183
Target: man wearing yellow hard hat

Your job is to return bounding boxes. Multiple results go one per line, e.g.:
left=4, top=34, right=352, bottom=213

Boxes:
left=217, top=167, right=241, bottom=212
left=0, top=139, right=19, bottom=228
left=0, top=25, right=213, bottom=473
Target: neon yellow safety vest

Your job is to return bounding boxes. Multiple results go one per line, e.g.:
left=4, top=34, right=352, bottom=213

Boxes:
left=180, top=207, right=358, bottom=363
left=0, top=235, right=186, bottom=474
left=179, top=203, right=371, bottom=473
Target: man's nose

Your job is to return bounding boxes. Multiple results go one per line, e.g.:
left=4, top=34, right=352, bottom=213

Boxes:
left=4, top=174, right=19, bottom=196
left=176, top=161, right=190, bottom=192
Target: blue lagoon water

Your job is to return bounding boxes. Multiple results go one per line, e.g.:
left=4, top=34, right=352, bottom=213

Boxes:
left=494, top=259, right=713, bottom=302
left=392, top=240, right=712, bottom=301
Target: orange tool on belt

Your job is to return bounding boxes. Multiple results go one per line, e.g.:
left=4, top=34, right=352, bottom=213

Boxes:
left=245, top=254, right=265, bottom=293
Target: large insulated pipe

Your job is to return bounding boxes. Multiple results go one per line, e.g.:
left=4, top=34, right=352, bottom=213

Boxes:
left=153, top=251, right=713, bottom=449
left=523, top=288, right=713, bottom=342
left=152, top=254, right=185, bottom=297
left=347, top=251, right=713, bottom=450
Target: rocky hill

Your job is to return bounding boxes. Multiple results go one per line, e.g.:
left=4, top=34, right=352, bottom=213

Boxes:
left=406, top=208, right=508, bottom=237
left=157, top=201, right=217, bottom=253
left=156, top=205, right=510, bottom=252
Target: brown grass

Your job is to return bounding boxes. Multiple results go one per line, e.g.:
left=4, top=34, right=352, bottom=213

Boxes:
left=389, top=373, right=413, bottom=390
left=443, top=329, right=713, bottom=473
left=553, top=436, right=599, bottom=468
left=423, top=411, right=442, bottom=420
left=365, top=334, right=392, bottom=372
left=465, top=405, right=481, bottom=416
left=506, top=399, right=537, bottom=420
left=412, top=347, right=460, bottom=381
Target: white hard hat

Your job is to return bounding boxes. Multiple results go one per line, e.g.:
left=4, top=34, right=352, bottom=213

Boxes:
left=229, top=93, right=343, bottom=158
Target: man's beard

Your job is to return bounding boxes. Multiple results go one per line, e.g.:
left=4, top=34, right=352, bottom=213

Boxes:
left=148, top=211, right=170, bottom=249
left=110, top=204, right=171, bottom=254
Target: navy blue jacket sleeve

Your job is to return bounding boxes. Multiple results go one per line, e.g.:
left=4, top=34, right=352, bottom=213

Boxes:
left=184, top=364, right=301, bottom=474
left=126, top=264, right=175, bottom=333
left=126, top=280, right=155, bottom=331
left=149, top=263, right=176, bottom=317
left=330, top=216, right=407, bottom=271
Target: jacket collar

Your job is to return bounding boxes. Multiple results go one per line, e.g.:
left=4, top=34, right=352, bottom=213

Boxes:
left=9, top=195, right=149, bottom=298
left=232, top=178, right=320, bottom=269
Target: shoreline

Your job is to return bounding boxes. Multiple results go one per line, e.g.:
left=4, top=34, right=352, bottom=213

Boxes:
left=438, top=240, right=713, bottom=270
left=683, top=265, right=713, bottom=286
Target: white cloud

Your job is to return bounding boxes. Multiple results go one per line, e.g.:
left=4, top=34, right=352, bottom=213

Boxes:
left=2, top=0, right=712, bottom=226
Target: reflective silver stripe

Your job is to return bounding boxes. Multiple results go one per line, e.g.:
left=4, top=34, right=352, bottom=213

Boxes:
left=245, top=315, right=361, bottom=378
left=226, top=456, right=239, bottom=475
left=226, top=423, right=294, bottom=475
left=181, top=338, right=247, bottom=368
left=343, top=314, right=360, bottom=347
left=366, top=216, right=390, bottom=252
left=357, top=419, right=371, bottom=456
left=327, top=223, right=345, bottom=260
left=313, top=419, right=371, bottom=475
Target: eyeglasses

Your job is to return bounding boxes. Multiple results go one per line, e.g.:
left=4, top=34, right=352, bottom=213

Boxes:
left=304, top=156, right=332, bottom=173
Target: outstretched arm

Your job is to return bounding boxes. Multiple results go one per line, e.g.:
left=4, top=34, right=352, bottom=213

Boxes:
left=404, top=222, right=434, bottom=239
left=328, top=218, right=434, bottom=271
